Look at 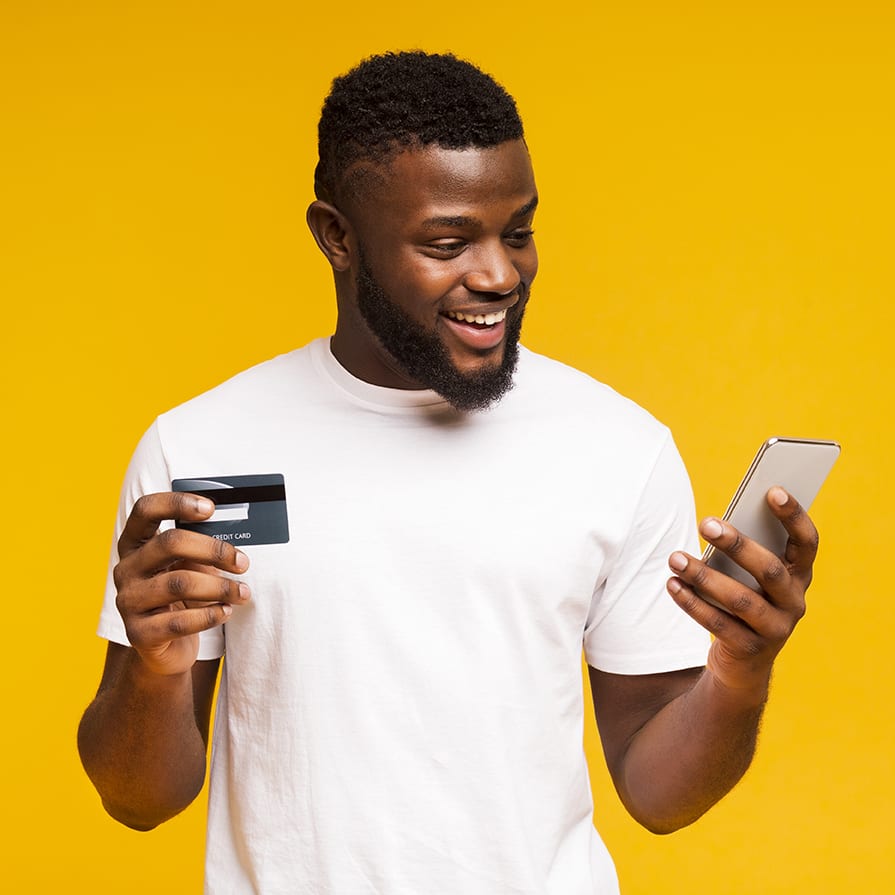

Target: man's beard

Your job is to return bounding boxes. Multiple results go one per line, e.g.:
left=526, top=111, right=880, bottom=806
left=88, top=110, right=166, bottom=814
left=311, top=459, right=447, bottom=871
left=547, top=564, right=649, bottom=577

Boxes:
left=355, top=252, right=526, bottom=413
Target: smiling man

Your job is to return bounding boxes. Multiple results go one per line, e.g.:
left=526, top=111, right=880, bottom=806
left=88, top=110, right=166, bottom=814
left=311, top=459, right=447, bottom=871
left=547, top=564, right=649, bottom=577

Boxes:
left=79, top=52, right=820, bottom=894
left=309, top=60, right=538, bottom=410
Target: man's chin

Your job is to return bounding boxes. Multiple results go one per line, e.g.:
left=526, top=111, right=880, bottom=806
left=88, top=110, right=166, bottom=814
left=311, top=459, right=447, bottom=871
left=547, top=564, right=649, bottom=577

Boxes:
left=447, top=348, right=506, bottom=380
left=429, top=343, right=520, bottom=413
left=354, top=247, right=526, bottom=412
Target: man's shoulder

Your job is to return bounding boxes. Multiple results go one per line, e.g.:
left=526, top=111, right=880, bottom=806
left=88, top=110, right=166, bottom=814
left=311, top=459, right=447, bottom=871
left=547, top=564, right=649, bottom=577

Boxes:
left=513, top=346, right=668, bottom=438
left=161, top=340, right=321, bottom=421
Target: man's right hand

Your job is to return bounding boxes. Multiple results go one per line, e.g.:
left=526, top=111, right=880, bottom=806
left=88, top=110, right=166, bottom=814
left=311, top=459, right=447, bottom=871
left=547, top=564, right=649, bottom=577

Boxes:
left=113, top=491, right=251, bottom=677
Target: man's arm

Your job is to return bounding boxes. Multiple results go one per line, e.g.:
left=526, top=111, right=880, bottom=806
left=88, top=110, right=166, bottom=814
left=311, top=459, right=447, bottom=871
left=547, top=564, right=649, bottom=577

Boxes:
left=78, top=645, right=220, bottom=830
left=590, top=487, right=815, bottom=834
left=77, top=492, right=251, bottom=830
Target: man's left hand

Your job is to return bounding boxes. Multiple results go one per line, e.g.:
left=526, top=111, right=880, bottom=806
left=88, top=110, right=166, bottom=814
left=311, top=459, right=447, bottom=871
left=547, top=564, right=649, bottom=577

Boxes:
left=666, top=486, right=818, bottom=699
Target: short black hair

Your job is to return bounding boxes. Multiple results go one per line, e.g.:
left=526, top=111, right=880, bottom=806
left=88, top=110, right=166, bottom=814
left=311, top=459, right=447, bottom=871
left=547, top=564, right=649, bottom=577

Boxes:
left=314, top=51, right=524, bottom=202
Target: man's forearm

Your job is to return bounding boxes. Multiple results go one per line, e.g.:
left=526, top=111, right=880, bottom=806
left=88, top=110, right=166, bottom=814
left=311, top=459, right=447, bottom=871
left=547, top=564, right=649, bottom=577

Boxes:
left=615, top=669, right=769, bottom=835
left=77, top=651, right=210, bottom=831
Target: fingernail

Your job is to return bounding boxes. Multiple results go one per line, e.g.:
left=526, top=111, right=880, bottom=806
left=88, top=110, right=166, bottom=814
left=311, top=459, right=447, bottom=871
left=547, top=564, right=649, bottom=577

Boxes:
left=770, top=486, right=788, bottom=506
left=667, top=577, right=682, bottom=594
left=238, top=582, right=251, bottom=600
left=234, top=551, right=250, bottom=572
left=701, top=518, right=723, bottom=539
left=221, top=605, right=233, bottom=618
left=196, top=497, right=215, bottom=515
left=669, top=552, right=689, bottom=572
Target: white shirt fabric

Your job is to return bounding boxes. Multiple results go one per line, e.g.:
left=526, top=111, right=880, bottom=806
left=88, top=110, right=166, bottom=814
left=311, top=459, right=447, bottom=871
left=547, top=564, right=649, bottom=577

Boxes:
left=98, top=338, right=710, bottom=894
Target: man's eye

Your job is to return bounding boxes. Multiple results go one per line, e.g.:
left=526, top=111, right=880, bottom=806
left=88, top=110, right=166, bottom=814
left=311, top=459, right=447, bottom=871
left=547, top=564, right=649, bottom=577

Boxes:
left=426, top=241, right=466, bottom=257
left=505, top=229, right=535, bottom=247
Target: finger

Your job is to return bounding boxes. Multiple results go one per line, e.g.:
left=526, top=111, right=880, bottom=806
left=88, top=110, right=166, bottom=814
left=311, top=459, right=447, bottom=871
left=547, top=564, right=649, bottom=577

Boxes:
left=668, top=550, right=791, bottom=631
left=176, top=559, right=224, bottom=575
left=668, top=577, right=779, bottom=693
left=128, top=527, right=250, bottom=578
left=766, top=486, right=819, bottom=576
left=125, top=603, right=234, bottom=650
left=118, top=568, right=251, bottom=617
left=697, top=517, right=797, bottom=607
left=117, top=491, right=215, bottom=557
left=666, top=574, right=760, bottom=645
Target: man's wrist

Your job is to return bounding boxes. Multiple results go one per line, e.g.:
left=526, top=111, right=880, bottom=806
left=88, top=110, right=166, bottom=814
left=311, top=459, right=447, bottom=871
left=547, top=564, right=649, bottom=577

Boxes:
left=125, top=649, right=194, bottom=691
left=703, top=659, right=772, bottom=712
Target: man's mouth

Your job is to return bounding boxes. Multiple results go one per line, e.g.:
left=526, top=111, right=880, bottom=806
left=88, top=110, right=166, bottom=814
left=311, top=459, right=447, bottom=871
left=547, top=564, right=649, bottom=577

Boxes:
left=444, top=308, right=509, bottom=327
left=440, top=304, right=515, bottom=354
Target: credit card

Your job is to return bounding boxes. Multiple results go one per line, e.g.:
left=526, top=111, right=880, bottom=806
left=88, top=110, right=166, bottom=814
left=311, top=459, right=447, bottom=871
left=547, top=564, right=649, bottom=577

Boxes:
left=172, top=473, right=289, bottom=546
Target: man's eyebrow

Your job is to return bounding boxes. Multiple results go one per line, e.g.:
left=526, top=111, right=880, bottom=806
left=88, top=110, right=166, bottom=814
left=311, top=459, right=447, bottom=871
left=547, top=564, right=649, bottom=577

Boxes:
left=515, top=195, right=539, bottom=218
left=419, top=195, right=539, bottom=231
left=420, top=215, right=477, bottom=230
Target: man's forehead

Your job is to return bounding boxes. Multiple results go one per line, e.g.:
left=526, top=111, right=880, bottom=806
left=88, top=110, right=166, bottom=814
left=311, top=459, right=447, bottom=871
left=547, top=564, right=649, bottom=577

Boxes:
left=341, top=140, right=536, bottom=215
left=418, top=194, right=539, bottom=231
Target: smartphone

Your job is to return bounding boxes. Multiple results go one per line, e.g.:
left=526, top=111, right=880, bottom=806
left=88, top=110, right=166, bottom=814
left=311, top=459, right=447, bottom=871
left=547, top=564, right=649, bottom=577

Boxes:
left=702, top=437, right=840, bottom=590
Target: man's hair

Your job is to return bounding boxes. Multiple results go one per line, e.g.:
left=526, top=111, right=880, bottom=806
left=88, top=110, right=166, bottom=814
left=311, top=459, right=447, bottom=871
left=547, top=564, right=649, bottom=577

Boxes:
left=314, top=51, right=524, bottom=202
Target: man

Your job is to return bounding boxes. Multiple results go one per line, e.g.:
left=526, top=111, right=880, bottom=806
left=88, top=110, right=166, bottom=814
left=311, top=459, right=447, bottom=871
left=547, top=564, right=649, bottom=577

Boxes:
left=79, top=52, right=818, bottom=894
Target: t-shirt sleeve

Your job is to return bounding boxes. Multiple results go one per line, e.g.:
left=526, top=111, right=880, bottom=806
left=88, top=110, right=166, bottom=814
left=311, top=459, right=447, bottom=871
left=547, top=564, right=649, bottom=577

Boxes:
left=96, top=421, right=226, bottom=659
left=583, top=432, right=710, bottom=674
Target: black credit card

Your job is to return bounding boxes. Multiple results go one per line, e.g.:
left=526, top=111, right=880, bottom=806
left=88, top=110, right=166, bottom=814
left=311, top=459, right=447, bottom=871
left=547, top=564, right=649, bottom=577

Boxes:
left=172, top=473, right=289, bottom=546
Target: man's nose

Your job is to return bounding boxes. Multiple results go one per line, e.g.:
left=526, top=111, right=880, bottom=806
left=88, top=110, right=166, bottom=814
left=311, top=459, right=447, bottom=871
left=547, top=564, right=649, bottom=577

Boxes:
left=462, top=241, right=521, bottom=296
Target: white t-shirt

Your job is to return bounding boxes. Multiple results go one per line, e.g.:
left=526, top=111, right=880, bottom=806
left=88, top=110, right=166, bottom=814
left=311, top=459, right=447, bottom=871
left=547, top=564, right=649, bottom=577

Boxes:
left=99, top=338, right=709, bottom=894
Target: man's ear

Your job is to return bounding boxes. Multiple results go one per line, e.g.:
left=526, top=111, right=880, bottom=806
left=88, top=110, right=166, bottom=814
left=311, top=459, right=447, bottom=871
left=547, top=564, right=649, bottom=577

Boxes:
left=306, top=200, right=354, bottom=272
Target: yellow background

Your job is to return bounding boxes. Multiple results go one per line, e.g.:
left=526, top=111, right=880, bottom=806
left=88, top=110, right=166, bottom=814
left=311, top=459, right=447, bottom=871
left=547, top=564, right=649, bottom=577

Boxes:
left=2, top=1, right=892, bottom=891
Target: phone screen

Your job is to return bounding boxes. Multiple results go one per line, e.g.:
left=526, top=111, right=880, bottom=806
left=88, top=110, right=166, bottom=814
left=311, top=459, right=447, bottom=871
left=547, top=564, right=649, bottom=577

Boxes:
left=702, top=437, right=840, bottom=589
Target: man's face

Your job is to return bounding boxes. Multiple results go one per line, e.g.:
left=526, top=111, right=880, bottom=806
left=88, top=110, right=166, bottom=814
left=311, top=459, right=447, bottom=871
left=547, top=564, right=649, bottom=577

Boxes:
left=353, top=247, right=527, bottom=412
left=337, top=139, right=539, bottom=410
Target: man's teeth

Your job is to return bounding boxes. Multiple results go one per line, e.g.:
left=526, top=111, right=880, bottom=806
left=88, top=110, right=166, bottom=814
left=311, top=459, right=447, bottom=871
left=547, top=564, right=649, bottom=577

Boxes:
left=446, top=309, right=508, bottom=325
